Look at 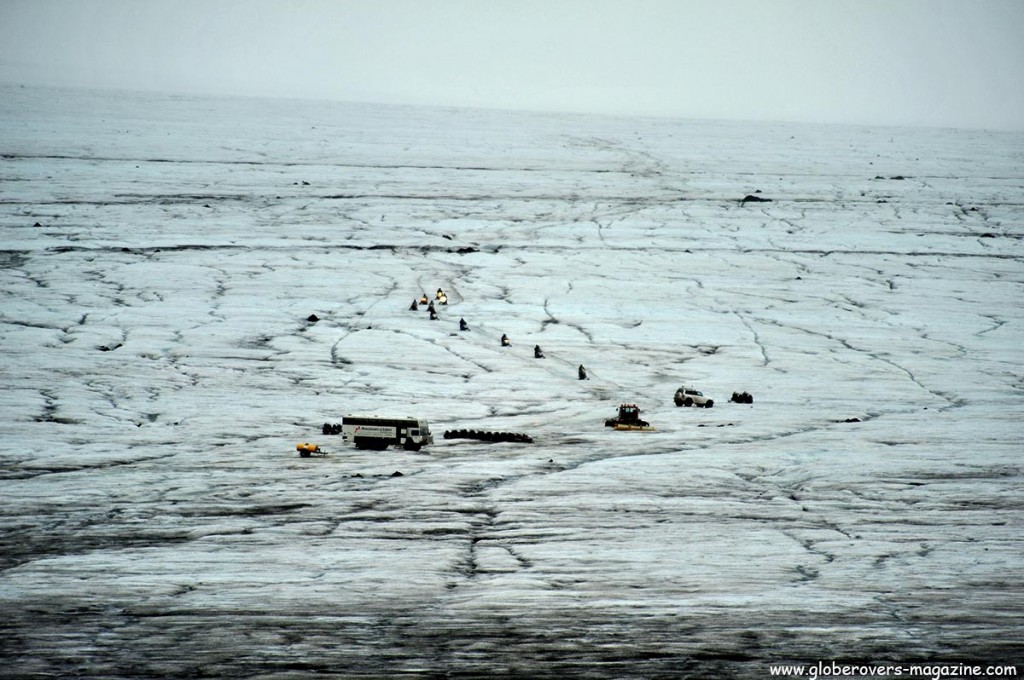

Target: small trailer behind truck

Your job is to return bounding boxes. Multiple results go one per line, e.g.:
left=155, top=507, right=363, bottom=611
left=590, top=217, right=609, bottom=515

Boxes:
left=340, top=415, right=434, bottom=451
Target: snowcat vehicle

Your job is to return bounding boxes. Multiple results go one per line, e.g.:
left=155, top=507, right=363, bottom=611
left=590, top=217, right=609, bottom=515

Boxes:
left=604, top=403, right=655, bottom=431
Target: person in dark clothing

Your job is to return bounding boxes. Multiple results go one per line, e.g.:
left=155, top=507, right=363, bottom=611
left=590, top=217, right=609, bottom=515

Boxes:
left=501, top=334, right=511, bottom=347
left=578, top=364, right=588, bottom=380
left=410, top=299, right=419, bottom=311
left=534, top=345, right=545, bottom=358
left=459, top=318, right=469, bottom=331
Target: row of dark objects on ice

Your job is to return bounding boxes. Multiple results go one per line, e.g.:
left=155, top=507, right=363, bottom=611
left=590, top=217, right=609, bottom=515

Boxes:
left=443, top=429, right=534, bottom=443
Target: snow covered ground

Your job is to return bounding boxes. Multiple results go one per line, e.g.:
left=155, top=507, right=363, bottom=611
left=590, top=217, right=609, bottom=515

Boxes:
left=1, top=85, right=1022, bottom=678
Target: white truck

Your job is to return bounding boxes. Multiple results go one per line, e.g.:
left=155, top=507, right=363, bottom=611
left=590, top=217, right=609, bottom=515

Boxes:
left=340, top=415, right=434, bottom=451
left=674, top=386, right=714, bottom=408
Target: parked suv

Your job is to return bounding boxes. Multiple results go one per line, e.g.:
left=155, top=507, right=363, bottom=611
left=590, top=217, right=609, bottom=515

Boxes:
left=674, top=386, right=714, bottom=408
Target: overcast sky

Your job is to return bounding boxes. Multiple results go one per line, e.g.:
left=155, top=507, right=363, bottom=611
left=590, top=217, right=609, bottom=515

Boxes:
left=1, top=0, right=1022, bottom=130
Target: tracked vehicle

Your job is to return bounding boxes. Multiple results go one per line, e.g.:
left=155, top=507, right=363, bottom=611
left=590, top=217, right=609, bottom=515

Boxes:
left=604, top=403, right=655, bottom=431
